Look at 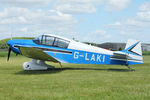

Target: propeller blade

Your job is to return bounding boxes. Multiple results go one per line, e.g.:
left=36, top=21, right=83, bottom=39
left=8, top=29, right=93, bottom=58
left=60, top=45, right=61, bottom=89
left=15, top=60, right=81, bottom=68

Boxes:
left=7, top=47, right=11, bottom=61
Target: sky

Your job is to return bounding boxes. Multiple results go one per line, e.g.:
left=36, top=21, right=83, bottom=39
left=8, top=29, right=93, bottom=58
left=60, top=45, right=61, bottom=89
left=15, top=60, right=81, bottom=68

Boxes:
left=0, top=0, right=150, bottom=43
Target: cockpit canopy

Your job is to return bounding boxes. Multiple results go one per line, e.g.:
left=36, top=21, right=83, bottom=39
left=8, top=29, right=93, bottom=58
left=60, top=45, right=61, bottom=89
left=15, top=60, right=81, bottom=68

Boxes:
left=33, top=35, right=70, bottom=49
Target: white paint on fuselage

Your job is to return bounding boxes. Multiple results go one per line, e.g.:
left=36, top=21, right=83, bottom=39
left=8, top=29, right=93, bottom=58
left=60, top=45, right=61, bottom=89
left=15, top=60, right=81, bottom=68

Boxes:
left=68, top=41, right=113, bottom=55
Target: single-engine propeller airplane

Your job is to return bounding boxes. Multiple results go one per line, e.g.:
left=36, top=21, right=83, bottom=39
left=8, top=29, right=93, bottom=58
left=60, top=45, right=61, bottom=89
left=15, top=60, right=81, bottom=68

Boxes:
left=7, top=34, right=143, bottom=71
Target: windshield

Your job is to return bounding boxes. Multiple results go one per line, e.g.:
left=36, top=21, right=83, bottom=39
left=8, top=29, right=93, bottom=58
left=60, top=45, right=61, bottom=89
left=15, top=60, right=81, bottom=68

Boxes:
left=33, top=35, right=70, bottom=49
left=33, top=35, right=42, bottom=44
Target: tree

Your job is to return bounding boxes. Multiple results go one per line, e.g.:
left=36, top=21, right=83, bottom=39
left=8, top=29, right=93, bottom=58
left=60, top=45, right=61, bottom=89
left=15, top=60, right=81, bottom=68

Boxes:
left=119, top=47, right=122, bottom=51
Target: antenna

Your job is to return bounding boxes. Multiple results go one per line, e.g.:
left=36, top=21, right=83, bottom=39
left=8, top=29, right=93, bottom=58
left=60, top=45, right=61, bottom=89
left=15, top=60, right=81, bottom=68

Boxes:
left=72, top=37, right=75, bottom=40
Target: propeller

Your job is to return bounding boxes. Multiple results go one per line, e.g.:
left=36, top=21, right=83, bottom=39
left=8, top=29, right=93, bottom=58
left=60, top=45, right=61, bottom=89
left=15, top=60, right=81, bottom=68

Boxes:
left=7, top=47, right=11, bottom=61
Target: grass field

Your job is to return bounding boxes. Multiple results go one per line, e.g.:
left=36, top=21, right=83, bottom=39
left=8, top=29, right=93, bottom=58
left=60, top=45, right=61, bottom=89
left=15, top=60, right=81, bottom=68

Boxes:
left=0, top=55, right=150, bottom=100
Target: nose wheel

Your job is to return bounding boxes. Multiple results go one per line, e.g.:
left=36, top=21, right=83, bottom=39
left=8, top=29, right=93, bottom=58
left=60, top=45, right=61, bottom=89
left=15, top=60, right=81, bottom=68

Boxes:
left=23, top=59, right=54, bottom=70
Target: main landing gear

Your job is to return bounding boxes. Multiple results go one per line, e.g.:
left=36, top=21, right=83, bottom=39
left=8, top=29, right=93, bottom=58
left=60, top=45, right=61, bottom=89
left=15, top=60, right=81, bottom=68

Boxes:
left=23, top=59, right=54, bottom=70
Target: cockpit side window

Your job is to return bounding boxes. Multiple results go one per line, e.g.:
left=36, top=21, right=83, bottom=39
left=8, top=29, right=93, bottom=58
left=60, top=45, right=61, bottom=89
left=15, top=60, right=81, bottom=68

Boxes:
left=42, top=35, right=54, bottom=46
left=46, top=36, right=55, bottom=45
left=54, top=38, right=69, bottom=49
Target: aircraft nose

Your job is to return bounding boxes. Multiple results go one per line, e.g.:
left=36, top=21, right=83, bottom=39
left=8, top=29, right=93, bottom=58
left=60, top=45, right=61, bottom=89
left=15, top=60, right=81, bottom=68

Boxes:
left=7, top=40, right=20, bottom=54
left=7, top=40, right=13, bottom=47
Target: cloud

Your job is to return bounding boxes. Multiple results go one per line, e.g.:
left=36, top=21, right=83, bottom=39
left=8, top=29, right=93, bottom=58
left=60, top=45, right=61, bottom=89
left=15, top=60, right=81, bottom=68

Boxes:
left=0, top=0, right=51, bottom=7
left=56, top=0, right=102, bottom=4
left=0, top=0, right=132, bottom=40
left=81, top=30, right=111, bottom=43
left=0, top=7, right=77, bottom=25
left=106, top=22, right=122, bottom=28
left=126, top=2, right=150, bottom=28
left=137, top=11, right=150, bottom=22
left=104, top=2, right=150, bottom=41
left=0, top=0, right=132, bottom=15
left=93, top=30, right=111, bottom=38
left=55, top=0, right=131, bottom=14
left=105, top=0, right=132, bottom=11
left=139, top=2, right=150, bottom=11
left=20, top=27, right=28, bottom=32
left=0, top=7, right=77, bottom=38
left=107, top=2, right=150, bottom=26
left=55, top=3, right=97, bottom=14
left=55, top=0, right=103, bottom=14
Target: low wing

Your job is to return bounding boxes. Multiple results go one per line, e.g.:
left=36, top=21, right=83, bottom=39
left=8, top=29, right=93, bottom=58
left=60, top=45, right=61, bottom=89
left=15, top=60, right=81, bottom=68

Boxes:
left=17, top=45, right=59, bottom=62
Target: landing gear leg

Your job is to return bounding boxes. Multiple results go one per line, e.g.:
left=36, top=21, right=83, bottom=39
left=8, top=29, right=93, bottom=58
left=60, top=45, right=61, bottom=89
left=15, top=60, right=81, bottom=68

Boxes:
left=59, top=62, right=62, bottom=70
left=126, top=56, right=135, bottom=71
left=126, top=65, right=135, bottom=71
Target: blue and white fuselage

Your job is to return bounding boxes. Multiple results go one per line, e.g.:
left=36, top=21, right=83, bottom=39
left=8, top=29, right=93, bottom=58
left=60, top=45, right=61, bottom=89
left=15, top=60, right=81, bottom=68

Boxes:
left=7, top=34, right=143, bottom=70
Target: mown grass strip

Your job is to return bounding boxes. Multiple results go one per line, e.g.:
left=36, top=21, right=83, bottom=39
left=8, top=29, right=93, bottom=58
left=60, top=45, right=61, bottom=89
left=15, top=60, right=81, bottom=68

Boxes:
left=0, top=56, right=149, bottom=100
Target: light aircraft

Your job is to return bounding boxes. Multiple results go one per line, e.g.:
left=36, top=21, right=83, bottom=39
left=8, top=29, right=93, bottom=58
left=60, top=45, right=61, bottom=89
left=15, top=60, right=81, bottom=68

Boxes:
left=7, top=34, right=143, bottom=71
